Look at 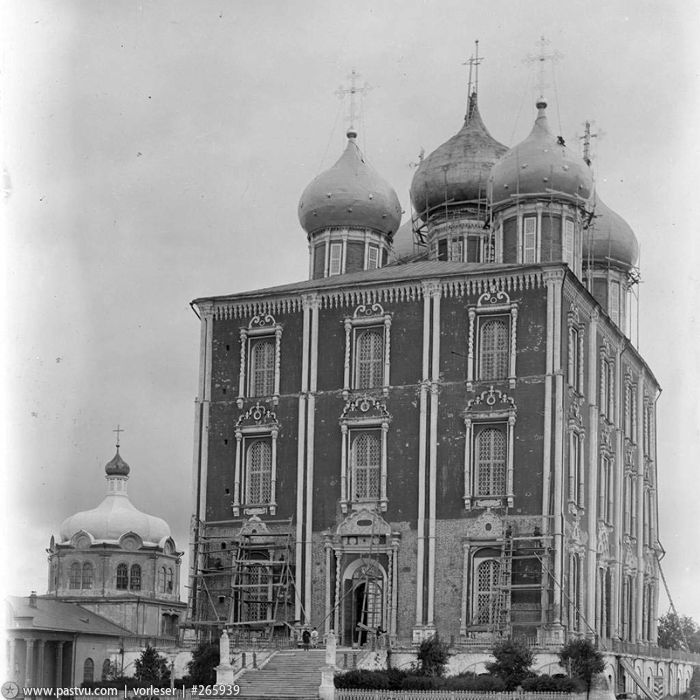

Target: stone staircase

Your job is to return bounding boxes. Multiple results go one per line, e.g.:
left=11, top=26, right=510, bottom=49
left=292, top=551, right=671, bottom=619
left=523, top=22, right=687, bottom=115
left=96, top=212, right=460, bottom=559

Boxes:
left=234, top=648, right=326, bottom=699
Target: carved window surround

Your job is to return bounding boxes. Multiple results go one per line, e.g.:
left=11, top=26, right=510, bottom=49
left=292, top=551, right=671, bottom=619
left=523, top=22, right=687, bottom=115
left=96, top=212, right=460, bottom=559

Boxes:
left=462, top=387, right=516, bottom=510
left=467, top=289, right=518, bottom=391
left=567, top=303, right=585, bottom=395
left=237, top=314, right=283, bottom=408
left=339, top=396, right=392, bottom=513
left=233, top=403, right=279, bottom=516
left=343, top=303, right=392, bottom=400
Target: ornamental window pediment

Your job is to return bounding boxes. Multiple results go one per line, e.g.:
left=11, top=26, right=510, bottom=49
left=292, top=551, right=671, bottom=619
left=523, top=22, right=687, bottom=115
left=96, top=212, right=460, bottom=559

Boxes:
left=343, top=303, right=392, bottom=399
left=237, top=314, right=283, bottom=408
left=462, top=387, right=516, bottom=510
left=466, top=289, right=518, bottom=390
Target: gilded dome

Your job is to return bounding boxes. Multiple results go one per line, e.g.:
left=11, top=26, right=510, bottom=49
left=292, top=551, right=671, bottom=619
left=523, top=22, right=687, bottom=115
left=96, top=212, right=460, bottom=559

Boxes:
left=410, top=96, right=508, bottom=219
left=59, top=450, right=171, bottom=546
left=585, top=194, right=639, bottom=268
left=298, top=129, right=402, bottom=237
left=490, top=100, right=593, bottom=207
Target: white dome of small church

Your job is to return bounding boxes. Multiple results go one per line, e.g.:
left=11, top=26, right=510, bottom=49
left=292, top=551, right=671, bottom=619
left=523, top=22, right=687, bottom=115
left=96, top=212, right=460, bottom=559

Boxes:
left=59, top=447, right=171, bottom=546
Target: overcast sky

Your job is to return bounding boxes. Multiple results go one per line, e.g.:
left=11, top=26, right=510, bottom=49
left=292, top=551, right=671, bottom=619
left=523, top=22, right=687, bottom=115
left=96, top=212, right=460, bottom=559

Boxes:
left=2, top=1, right=699, bottom=622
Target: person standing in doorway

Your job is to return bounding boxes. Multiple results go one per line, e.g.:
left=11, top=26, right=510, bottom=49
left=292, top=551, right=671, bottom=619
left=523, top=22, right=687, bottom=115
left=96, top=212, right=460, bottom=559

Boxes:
left=302, top=627, right=311, bottom=651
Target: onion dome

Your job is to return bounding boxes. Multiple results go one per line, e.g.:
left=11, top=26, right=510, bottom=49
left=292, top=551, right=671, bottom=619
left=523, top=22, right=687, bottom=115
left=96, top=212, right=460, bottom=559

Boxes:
left=586, top=194, right=639, bottom=268
left=490, top=99, right=593, bottom=207
left=59, top=449, right=171, bottom=546
left=105, top=448, right=130, bottom=476
left=410, top=95, right=508, bottom=218
left=298, top=129, right=402, bottom=237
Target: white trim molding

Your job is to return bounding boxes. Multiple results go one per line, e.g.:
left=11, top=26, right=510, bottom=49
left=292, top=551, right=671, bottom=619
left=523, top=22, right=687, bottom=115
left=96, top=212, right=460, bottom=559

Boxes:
left=236, top=314, right=283, bottom=408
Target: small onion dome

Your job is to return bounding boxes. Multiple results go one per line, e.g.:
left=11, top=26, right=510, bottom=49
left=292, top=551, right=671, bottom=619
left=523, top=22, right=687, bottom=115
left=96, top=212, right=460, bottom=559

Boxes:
left=490, top=99, right=593, bottom=207
left=298, top=129, right=402, bottom=237
left=105, top=448, right=130, bottom=477
left=410, top=95, right=508, bottom=219
left=585, top=194, right=639, bottom=268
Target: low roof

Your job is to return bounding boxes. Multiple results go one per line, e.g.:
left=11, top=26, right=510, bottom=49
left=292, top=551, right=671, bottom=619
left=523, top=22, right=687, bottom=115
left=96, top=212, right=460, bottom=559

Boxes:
left=7, top=595, right=131, bottom=637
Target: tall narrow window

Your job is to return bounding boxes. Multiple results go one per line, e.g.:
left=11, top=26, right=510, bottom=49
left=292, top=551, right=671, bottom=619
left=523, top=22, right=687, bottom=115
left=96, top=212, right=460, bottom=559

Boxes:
left=568, top=554, right=581, bottom=631
left=475, top=427, right=506, bottom=496
left=355, top=328, right=384, bottom=389
left=82, top=562, right=94, bottom=590
left=610, top=280, right=621, bottom=326
left=366, top=245, right=379, bottom=270
left=523, top=216, right=537, bottom=263
left=569, top=433, right=584, bottom=507
left=249, top=338, right=275, bottom=397
left=450, top=239, right=464, bottom=262
left=246, top=563, right=270, bottom=622
left=245, top=439, right=272, bottom=505
left=350, top=432, right=381, bottom=501
left=478, top=317, right=509, bottom=380
left=116, top=563, right=128, bottom=590
left=69, top=563, right=81, bottom=589
left=564, top=219, right=575, bottom=268
left=474, top=559, right=500, bottom=625
left=102, top=659, right=112, bottom=681
left=159, top=566, right=167, bottom=593
left=568, top=326, right=580, bottom=389
left=83, top=659, right=94, bottom=684
left=130, top=564, right=141, bottom=591
left=329, top=242, right=343, bottom=275
left=599, top=456, right=613, bottom=523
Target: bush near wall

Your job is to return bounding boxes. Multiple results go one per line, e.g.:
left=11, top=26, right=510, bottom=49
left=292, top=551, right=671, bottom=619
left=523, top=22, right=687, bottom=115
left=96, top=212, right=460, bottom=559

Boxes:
left=334, top=670, right=511, bottom=691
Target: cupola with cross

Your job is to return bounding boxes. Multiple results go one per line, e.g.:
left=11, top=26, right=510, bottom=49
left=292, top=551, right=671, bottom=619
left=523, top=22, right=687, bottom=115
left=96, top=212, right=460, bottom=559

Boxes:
left=298, top=70, right=402, bottom=279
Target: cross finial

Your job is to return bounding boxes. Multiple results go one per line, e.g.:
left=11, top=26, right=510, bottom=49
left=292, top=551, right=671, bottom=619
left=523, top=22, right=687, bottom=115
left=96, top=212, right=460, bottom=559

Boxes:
left=462, top=39, right=483, bottom=98
left=335, top=68, right=372, bottom=134
left=113, top=424, right=125, bottom=449
left=579, top=120, right=604, bottom=166
left=524, top=35, right=563, bottom=101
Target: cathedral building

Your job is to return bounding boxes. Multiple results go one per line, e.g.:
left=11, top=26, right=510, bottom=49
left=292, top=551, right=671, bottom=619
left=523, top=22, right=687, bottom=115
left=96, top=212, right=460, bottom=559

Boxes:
left=186, top=68, right=693, bottom=694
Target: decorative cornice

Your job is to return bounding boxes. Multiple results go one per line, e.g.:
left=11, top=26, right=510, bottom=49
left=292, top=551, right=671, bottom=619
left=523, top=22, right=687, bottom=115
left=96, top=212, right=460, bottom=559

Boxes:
left=339, top=395, right=391, bottom=425
left=465, top=386, right=517, bottom=416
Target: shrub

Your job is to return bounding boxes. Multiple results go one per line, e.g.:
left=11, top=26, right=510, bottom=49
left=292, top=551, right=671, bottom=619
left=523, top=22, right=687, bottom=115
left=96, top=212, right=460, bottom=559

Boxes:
left=486, top=638, right=535, bottom=689
left=417, top=633, right=450, bottom=677
left=134, top=645, right=170, bottom=686
left=522, top=674, right=583, bottom=692
left=400, top=674, right=444, bottom=690
left=334, top=670, right=391, bottom=689
left=559, top=638, right=605, bottom=698
left=187, top=642, right=219, bottom=686
left=446, top=675, right=507, bottom=691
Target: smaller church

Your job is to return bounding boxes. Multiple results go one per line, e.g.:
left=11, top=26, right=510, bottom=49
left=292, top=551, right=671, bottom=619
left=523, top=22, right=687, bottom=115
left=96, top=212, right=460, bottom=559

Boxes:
left=6, top=441, right=187, bottom=689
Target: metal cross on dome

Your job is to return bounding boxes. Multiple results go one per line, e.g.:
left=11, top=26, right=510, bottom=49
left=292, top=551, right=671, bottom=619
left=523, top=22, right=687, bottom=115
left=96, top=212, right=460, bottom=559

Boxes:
left=524, top=35, right=563, bottom=101
left=335, top=68, right=372, bottom=133
left=463, top=39, right=484, bottom=98
left=113, top=424, right=125, bottom=448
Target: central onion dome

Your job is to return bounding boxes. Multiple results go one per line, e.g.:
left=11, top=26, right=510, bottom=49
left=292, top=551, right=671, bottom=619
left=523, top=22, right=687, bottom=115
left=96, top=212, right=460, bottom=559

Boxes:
left=490, top=99, right=593, bottom=207
left=410, top=95, right=508, bottom=218
left=59, top=448, right=171, bottom=546
left=585, top=194, right=639, bottom=269
left=298, top=129, right=402, bottom=237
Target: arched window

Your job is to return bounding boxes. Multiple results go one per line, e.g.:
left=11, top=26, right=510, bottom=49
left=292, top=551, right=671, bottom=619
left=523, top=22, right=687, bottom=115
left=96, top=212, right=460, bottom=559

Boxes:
left=166, top=568, right=174, bottom=593
left=355, top=329, right=384, bottom=389
left=474, top=559, right=500, bottom=625
left=83, top=658, right=94, bottom=684
left=245, top=440, right=272, bottom=504
left=159, top=566, right=167, bottom=593
left=350, top=432, right=381, bottom=501
left=478, top=318, right=509, bottom=380
left=249, top=338, right=275, bottom=397
left=475, top=427, right=506, bottom=496
left=130, top=564, right=141, bottom=591
left=101, top=659, right=112, bottom=681
left=116, top=563, right=128, bottom=590
left=82, top=563, right=94, bottom=590
left=69, top=562, right=81, bottom=589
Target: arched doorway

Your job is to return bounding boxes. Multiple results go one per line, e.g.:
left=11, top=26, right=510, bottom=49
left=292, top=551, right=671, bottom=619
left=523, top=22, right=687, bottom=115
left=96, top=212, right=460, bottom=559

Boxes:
left=341, top=560, right=386, bottom=646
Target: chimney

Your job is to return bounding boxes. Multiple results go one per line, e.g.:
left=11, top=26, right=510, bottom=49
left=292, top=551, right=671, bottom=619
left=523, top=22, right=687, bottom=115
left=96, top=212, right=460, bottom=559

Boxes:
left=29, top=591, right=37, bottom=608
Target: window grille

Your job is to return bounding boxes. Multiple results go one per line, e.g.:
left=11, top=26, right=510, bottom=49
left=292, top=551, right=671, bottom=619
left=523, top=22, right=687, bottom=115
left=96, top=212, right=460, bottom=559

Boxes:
left=568, top=326, right=579, bottom=388
left=355, top=328, right=384, bottom=389
left=250, top=339, right=275, bottom=397
left=130, top=564, right=141, bottom=591
left=610, top=280, right=621, bottom=327
left=474, top=559, right=500, bottom=624
left=450, top=239, right=464, bottom=262
left=245, top=439, right=272, bottom=504
left=479, top=318, right=509, bottom=380
left=83, top=658, right=94, bottom=684
left=475, top=428, right=506, bottom=496
left=81, top=562, right=94, bottom=590
left=69, top=563, right=81, bottom=589
left=564, top=219, right=575, bottom=268
left=350, top=432, right=381, bottom=501
left=367, top=245, right=379, bottom=270
left=116, top=563, right=128, bottom=590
